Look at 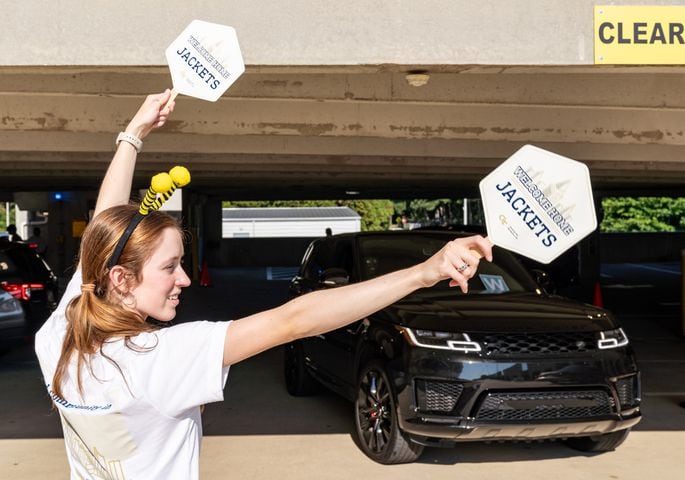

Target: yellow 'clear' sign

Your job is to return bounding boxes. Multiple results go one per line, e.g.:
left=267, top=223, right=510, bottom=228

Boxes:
left=595, top=5, right=685, bottom=64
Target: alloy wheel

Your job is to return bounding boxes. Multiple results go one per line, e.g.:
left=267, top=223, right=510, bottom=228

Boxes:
left=356, top=367, right=393, bottom=453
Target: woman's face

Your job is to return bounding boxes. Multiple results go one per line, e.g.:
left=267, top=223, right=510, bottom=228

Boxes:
left=130, top=227, right=191, bottom=321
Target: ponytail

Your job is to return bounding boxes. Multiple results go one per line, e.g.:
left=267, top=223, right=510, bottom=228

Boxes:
left=51, top=205, right=181, bottom=400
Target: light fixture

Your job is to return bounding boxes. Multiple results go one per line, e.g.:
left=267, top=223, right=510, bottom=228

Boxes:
left=345, top=190, right=360, bottom=196
left=405, top=71, right=430, bottom=87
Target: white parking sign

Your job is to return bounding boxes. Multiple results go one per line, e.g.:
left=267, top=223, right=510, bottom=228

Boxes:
left=165, top=20, right=245, bottom=102
left=479, top=145, right=597, bottom=264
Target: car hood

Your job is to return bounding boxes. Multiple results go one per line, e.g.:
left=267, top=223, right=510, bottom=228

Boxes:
left=373, top=290, right=616, bottom=333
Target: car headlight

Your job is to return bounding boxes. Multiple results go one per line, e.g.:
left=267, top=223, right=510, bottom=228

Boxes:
left=400, top=327, right=481, bottom=353
left=598, top=328, right=629, bottom=349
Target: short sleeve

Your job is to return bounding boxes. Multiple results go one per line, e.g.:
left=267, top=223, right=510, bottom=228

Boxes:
left=134, top=321, right=231, bottom=417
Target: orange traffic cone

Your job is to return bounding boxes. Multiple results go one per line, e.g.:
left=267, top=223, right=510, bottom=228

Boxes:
left=199, top=260, right=212, bottom=287
left=592, top=281, right=603, bottom=308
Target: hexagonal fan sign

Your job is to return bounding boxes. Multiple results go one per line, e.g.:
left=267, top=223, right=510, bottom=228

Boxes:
left=479, top=145, right=597, bottom=264
left=165, top=20, right=245, bottom=102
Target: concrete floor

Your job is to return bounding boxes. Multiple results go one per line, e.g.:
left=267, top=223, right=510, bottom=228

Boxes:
left=1, top=268, right=683, bottom=479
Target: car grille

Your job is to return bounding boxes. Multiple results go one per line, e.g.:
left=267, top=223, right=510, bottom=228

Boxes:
left=475, top=390, right=612, bottom=421
left=474, top=332, right=599, bottom=357
left=415, top=380, right=464, bottom=412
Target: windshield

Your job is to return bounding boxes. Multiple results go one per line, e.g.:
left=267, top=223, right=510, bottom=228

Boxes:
left=357, top=233, right=538, bottom=295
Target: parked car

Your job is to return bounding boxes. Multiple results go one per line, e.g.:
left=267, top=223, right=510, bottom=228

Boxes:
left=0, top=288, right=27, bottom=350
left=285, top=230, right=641, bottom=464
left=0, top=239, right=58, bottom=337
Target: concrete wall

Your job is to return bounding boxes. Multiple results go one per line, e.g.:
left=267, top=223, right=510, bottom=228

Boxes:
left=600, top=232, right=685, bottom=263
left=222, top=218, right=359, bottom=238
left=216, top=237, right=315, bottom=267
left=4, top=0, right=682, bottom=66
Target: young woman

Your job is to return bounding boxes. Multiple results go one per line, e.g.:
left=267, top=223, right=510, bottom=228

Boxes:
left=35, top=90, right=492, bottom=479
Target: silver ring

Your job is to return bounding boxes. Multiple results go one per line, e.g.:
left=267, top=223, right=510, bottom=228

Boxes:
left=457, top=263, right=469, bottom=273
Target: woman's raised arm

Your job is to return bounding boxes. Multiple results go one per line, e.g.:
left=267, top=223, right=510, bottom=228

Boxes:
left=223, top=234, right=493, bottom=367
left=93, top=90, right=174, bottom=219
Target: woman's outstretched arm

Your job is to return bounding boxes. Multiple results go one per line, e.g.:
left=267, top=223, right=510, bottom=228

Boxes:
left=93, top=90, right=174, bottom=219
left=223, top=234, right=493, bottom=366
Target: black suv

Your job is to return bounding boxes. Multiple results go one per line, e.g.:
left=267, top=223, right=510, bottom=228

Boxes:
left=0, top=240, right=58, bottom=338
left=285, top=231, right=641, bottom=464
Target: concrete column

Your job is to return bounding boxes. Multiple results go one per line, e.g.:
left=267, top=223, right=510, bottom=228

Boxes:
left=46, top=192, right=93, bottom=277
left=681, top=249, right=684, bottom=337
left=184, top=193, right=221, bottom=276
left=203, top=198, right=223, bottom=266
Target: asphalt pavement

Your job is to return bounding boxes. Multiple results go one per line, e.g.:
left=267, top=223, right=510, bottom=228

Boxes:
left=1, top=265, right=683, bottom=479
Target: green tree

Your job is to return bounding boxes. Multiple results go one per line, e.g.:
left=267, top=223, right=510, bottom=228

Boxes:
left=0, top=203, right=16, bottom=229
left=342, top=199, right=394, bottom=231
left=392, top=199, right=470, bottom=226
left=601, top=197, right=685, bottom=232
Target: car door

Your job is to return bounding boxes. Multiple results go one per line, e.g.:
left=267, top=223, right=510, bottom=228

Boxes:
left=289, top=239, right=337, bottom=376
left=306, top=236, right=362, bottom=388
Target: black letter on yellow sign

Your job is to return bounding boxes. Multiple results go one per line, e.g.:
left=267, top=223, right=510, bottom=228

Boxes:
left=634, top=22, right=648, bottom=44
left=599, top=22, right=614, bottom=44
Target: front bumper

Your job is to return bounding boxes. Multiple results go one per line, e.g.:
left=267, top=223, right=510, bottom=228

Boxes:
left=400, top=413, right=641, bottom=445
left=392, top=346, right=641, bottom=444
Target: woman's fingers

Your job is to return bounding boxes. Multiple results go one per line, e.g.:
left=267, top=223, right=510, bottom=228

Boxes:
left=469, top=235, right=494, bottom=262
left=418, top=234, right=491, bottom=292
left=442, top=235, right=493, bottom=293
left=129, top=90, right=175, bottom=136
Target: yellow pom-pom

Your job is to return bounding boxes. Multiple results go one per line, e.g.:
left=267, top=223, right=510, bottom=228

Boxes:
left=150, top=172, right=173, bottom=193
left=169, top=166, right=191, bottom=187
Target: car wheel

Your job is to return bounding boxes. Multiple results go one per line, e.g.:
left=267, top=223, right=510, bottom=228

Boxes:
left=283, top=342, right=320, bottom=396
left=564, top=428, right=631, bottom=452
left=354, top=360, right=423, bottom=464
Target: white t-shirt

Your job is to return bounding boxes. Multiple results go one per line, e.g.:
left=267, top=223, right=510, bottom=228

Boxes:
left=35, top=270, right=230, bottom=480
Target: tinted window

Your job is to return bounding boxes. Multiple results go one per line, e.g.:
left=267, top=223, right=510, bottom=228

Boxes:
left=358, top=234, right=537, bottom=294
left=0, top=246, right=50, bottom=280
left=302, top=240, right=333, bottom=281
left=302, top=237, right=354, bottom=281
left=0, top=252, right=20, bottom=278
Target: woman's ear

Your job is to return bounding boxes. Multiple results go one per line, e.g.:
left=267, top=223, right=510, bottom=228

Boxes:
left=109, top=265, right=133, bottom=293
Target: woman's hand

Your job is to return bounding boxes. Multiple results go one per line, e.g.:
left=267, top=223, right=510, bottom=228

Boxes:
left=417, top=235, right=493, bottom=293
left=124, top=89, right=175, bottom=140
left=92, top=91, right=175, bottom=219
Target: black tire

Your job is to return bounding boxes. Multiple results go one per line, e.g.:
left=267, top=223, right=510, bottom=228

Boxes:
left=564, top=428, right=631, bottom=452
left=283, top=342, right=320, bottom=396
left=354, top=360, right=423, bottom=464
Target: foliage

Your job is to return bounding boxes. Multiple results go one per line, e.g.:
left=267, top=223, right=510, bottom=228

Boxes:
left=601, top=197, right=685, bottom=232
left=0, top=203, right=16, bottom=229
left=393, top=199, right=484, bottom=227
left=222, top=197, right=685, bottom=234
left=344, top=199, right=394, bottom=231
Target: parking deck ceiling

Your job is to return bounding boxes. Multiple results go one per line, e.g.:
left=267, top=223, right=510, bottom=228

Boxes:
left=1, top=65, right=685, bottom=199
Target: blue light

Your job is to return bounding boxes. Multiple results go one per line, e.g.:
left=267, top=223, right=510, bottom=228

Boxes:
left=53, top=192, right=63, bottom=201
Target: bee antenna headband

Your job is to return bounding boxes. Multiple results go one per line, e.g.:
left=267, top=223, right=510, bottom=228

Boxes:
left=107, top=166, right=191, bottom=269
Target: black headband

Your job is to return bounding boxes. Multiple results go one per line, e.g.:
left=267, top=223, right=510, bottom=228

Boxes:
left=107, top=213, right=145, bottom=269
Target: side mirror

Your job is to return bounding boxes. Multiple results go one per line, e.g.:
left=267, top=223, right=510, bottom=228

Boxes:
left=320, top=268, right=350, bottom=287
left=531, top=269, right=556, bottom=294
left=290, top=276, right=303, bottom=295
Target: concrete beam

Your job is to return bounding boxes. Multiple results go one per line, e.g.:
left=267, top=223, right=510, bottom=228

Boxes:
left=0, top=0, right=643, bottom=66
left=1, top=66, right=685, bottom=197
